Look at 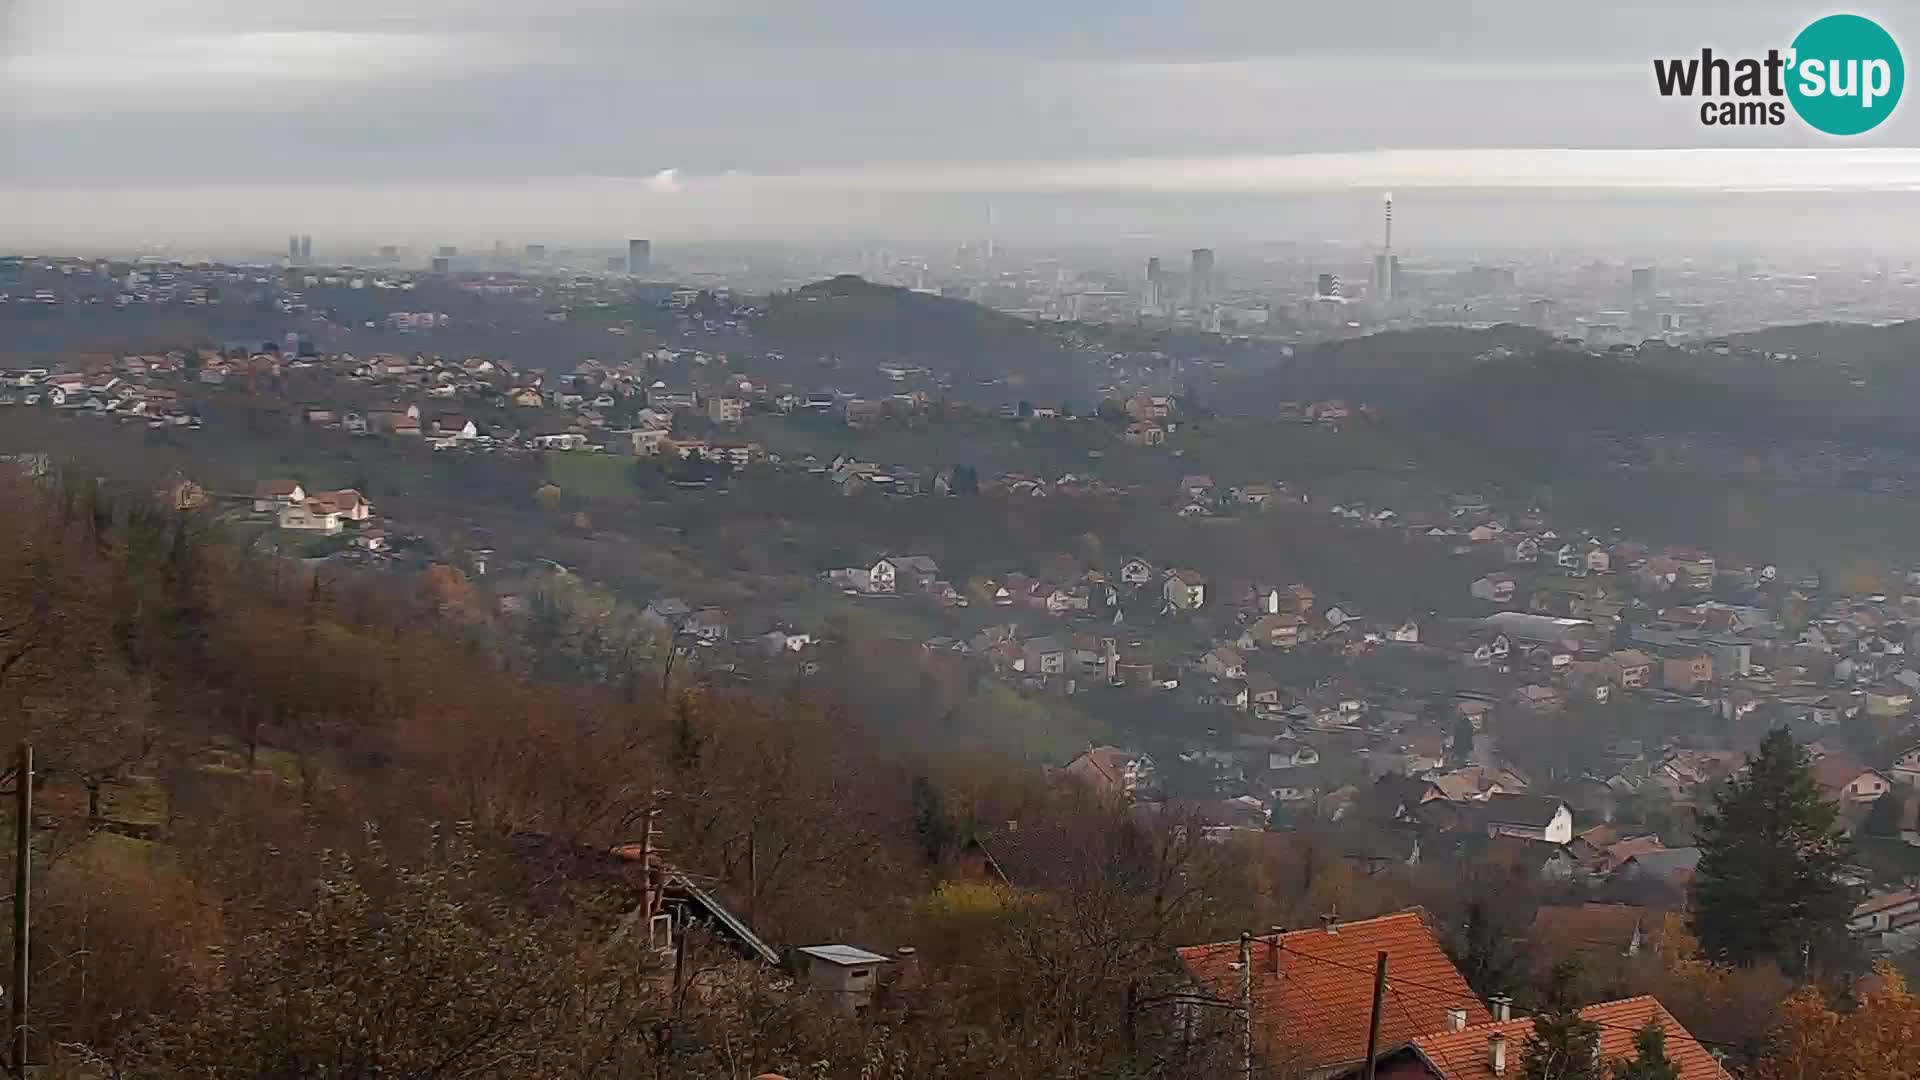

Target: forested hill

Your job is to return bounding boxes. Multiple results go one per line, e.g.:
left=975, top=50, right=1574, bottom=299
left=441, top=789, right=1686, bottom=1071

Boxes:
left=1209, top=324, right=1553, bottom=416
left=750, top=275, right=1100, bottom=403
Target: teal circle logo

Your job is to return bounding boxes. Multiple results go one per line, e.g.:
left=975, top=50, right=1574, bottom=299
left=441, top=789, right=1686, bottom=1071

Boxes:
left=1788, top=14, right=1903, bottom=135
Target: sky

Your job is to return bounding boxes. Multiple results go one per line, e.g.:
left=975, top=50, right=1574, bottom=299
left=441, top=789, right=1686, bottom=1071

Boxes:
left=4, top=0, right=1920, bottom=250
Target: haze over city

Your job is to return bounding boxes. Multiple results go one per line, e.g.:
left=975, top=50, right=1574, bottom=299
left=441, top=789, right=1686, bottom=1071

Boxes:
left=6, top=0, right=1920, bottom=249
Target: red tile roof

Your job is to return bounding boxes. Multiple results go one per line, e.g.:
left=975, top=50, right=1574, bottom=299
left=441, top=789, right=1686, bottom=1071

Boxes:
left=1177, top=910, right=1488, bottom=1075
left=1401, top=996, right=1725, bottom=1079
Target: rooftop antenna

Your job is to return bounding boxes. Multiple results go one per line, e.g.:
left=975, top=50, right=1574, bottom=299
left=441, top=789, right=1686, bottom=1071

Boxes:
left=1383, top=192, right=1394, bottom=255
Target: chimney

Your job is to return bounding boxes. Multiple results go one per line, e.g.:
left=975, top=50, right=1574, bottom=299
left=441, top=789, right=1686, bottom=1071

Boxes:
left=1004, top=818, right=1019, bottom=833
left=1490, top=995, right=1512, bottom=1022
left=1267, top=926, right=1282, bottom=973
left=1445, top=1008, right=1468, bottom=1032
left=1321, top=910, right=1340, bottom=935
left=1488, top=1033, right=1508, bottom=1075
left=895, top=946, right=920, bottom=991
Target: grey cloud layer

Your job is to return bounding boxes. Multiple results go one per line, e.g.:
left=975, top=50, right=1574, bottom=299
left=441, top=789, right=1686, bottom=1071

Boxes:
left=7, top=0, right=1912, bottom=180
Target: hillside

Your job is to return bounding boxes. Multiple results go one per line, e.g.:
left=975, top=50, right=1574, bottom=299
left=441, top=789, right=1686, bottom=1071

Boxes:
left=750, top=275, right=1101, bottom=404
left=1211, top=324, right=1553, bottom=415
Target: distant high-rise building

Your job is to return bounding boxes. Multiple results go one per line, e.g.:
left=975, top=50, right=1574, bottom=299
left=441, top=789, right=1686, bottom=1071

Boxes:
left=431, top=256, right=452, bottom=274
left=437, top=245, right=458, bottom=258
left=288, top=235, right=301, bottom=265
left=526, top=243, right=547, bottom=263
left=1189, top=248, right=1215, bottom=307
left=300, top=235, right=312, bottom=264
left=1371, top=254, right=1400, bottom=300
left=1528, top=298, right=1553, bottom=326
left=1316, top=273, right=1340, bottom=299
left=1631, top=266, right=1655, bottom=300
left=1146, top=256, right=1162, bottom=283
left=628, top=239, right=651, bottom=275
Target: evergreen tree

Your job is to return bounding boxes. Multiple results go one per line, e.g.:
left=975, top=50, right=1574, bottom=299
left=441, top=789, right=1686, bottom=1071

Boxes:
left=1610, top=1018, right=1680, bottom=1080
left=1523, top=963, right=1602, bottom=1080
left=1864, top=791, right=1903, bottom=838
left=910, top=774, right=956, bottom=866
left=1689, top=727, right=1855, bottom=969
left=1450, top=712, right=1478, bottom=766
left=1457, top=901, right=1520, bottom=997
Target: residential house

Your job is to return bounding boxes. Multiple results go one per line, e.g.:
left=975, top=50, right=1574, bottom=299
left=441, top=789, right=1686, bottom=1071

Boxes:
left=1512, top=684, right=1564, bottom=712
left=1659, top=649, right=1713, bottom=693
left=1123, top=421, right=1166, bottom=447
left=277, top=499, right=343, bottom=534
left=1058, top=746, right=1154, bottom=801
left=1869, top=685, right=1915, bottom=719
left=1891, top=744, right=1920, bottom=786
left=892, top=555, right=942, bottom=590
left=1811, top=758, right=1894, bottom=805
left=1483, top=793, right=1573, bottom=844
left=1268, top=740, right=1321, bottom=770
left=759, top=629, right=814, bottom=655
left=431, top=414, right=479, bottom=439
left=1610, top=649, right=1653, bottom=688
left=1163, top=569, right=1207, bottom=611
left=1850, top=889, right=1920, bottom=953
left=1119, top=557, right=1155, bottom=585
left=643, top=597, right=692, bottom=628
left=1528, top=903, right=1665, bottom=959
left=311, top=489, right=371, bottom=521
left=1470, top=574, right=1517, bottom=605
left=1249, top=613, right=1308, bottom=649
left=1388, top=619, right=1420, bottom=644
left=707, top=396, right=745, bottom=424
left=1367, top=996, right=1726, bottom=1079
left=684, top=608, right=730, bottom=643
left=1020, top=637, right=1067, bottom=675
left=253, top=479, right=305, bottom=513
left=1201, top=647, right=1246, bottom=680
left=867, top=558, right=898, bottom=594
left=1614, top=848, right=1703, bottom=890
left=1177, top=911, right=1489, bottom=1079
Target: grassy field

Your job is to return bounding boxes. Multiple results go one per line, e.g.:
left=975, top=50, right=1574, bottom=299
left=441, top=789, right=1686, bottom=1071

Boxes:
left=544, top=452, right=637, bottom=499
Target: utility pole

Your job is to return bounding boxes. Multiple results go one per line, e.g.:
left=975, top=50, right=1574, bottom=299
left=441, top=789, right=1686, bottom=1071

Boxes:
left=11, top=743, right=30, bottom=1076
left=1361, top=950, right=1388, bottom=1080
left=1239, top=931, right=1253, bottom=1080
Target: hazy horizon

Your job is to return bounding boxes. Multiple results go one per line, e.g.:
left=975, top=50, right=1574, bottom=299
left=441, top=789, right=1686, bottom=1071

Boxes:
left=7, top=1, right=1920, bottom=253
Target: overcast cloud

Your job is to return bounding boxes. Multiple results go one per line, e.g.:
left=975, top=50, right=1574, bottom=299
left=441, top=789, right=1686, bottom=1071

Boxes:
left=3, top=1, right=1919, bottom=245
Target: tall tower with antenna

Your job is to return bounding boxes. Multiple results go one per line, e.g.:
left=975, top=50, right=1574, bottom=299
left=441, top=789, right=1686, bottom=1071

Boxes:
left=1372, top=191, right=1398, bottom=302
